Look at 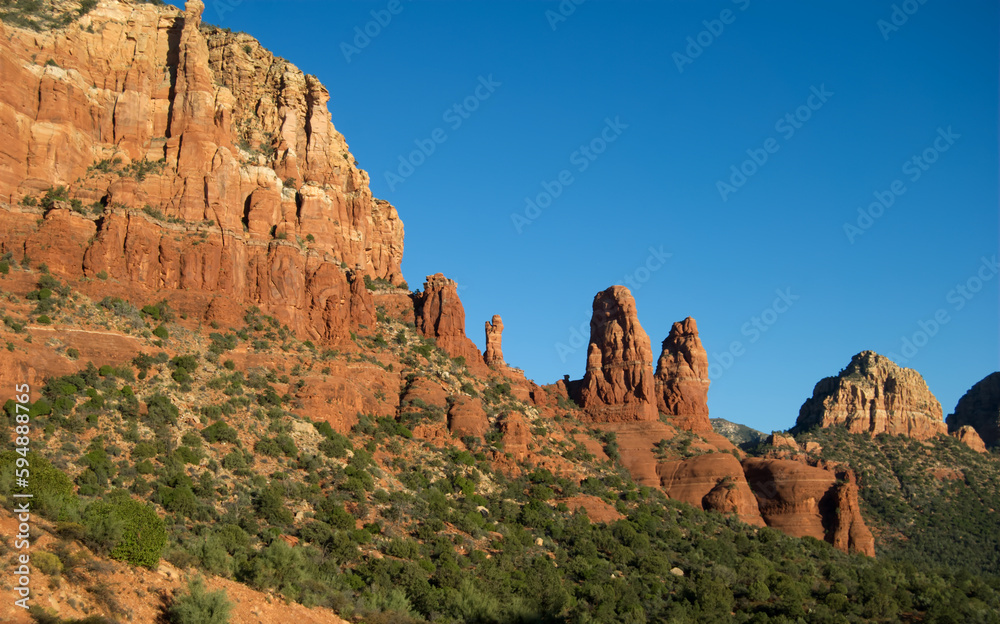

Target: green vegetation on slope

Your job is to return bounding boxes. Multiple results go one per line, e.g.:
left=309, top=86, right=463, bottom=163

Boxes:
left=1, top=276, right=999, bottom=622
left=792, top=426, right=1000, bottom=577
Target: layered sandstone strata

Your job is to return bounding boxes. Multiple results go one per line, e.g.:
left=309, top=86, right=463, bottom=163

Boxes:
left=0, top=0, right=403, bottom=341
left=797, top=351, right=947, bottom=440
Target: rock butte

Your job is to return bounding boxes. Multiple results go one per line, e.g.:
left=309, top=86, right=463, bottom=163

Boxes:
left=796, top=350, right=947, bottom=441
left=573, top=285, right=658, bottom=423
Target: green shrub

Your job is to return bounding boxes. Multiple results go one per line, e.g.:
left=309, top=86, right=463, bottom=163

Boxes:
left=0, top=451, right=76, bottom=519
left=152, top=324, right=169, bottom=340
left=167, top=576, right=233, bottom=624
left=33, top=551, right=63, bottom=576
left=201, top=421, right=238, bottom=444
left=83, top=490, right=166, bottom=568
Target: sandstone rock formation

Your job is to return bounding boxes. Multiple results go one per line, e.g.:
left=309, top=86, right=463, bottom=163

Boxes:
left=413, top=274, right=484, bottom=368
left=446, top=395, right=489, bottom=441
left=500, top=412, right=531, bottom=460
left=560, top=285, right=874, bottom=556
left=796, top=351, right=947, bottom=440
left=830, top=478, right=876, bottom=556
left=484, top=315, right=504, bottom=367
left=0, top=0, right=403, bottom=343
left=742, top=458, right=874, bottom=556
left=657, top=453, right=764, bottom=527
left=946, top=372, right=1000, bottom=448
left=575, top=286, right=657, bottom=422
left=952, top=425, right=988, bottom=453
left=654, top=317, right=712, bottom=433
left=768, top=433, right=800, bottom=451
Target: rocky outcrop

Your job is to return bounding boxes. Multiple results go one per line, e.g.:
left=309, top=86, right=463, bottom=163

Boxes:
left=0, top=0, right=403, bottom=343
left=575, top=286, right=657, bottom=422
left=946, top=372, right=1000, bottom=448
left=484, top=315, right=504, bottom=367
left=768, top=433, right=800, bottom=451
left=742, top=458, right=874, bottom=556
left=413, top=274, right=484, bottom=368
left=446, top=395, right=489, bottom=441
left=796, top=351, right=946, bottom=440
left=657, top=453, right=764, bottom=527
left=830, top=478, right=876, bottom=556
left=560, top=287, right=875, bottom=555
left=952, top=425, right=988, bottom=453
left=500, top=412, right=531, bottom=460
left=654, top=317, right=712, bottom=433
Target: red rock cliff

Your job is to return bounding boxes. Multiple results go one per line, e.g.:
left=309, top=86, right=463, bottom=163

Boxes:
left=796, top=351, right=946, bottom=440
left=0, top=0, right=403, bottom=340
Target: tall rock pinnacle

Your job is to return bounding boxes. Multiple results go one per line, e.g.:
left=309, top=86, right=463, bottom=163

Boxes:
left=654, top=317, right=712, bottom=433
left=577, top=286, right=658, bottom=422
left=484, top=315, right=504, bottom=367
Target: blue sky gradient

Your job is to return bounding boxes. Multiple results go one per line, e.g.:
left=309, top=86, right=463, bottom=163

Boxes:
left=189, top=0, right=998, bottom=434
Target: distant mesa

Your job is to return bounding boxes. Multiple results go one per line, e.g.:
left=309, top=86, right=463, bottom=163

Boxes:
left=946, top=372, right=1000, bottom=449
left=795, top=350, right=947, bottom=441
left=711, top=418, right=766, bottom=448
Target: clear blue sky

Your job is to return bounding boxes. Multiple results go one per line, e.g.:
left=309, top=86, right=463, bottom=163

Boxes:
left=187, top=0, right=998, bottom=434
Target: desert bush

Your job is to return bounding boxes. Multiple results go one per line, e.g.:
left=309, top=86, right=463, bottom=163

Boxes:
left=167, top=576, right=233, bottom=624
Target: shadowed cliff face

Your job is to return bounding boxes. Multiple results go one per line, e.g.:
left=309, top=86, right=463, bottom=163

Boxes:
left=947, top=372, right=1000, bottom=448
left=0, top=0, right=403, bottom=341
left=796, top=351, right=947, bottom=440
